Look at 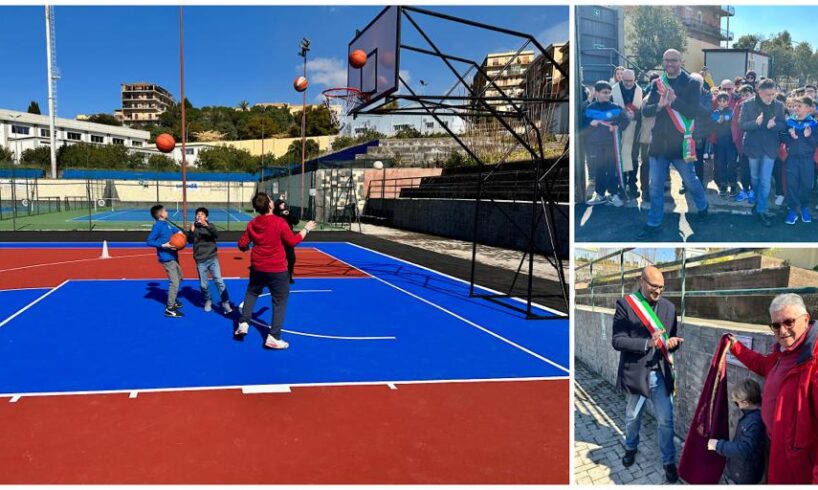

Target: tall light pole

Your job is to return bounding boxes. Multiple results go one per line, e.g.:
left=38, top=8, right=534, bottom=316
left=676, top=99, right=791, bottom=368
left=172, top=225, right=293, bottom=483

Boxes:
left=298, top=37, right=310, bottom=219
left=179, top=6, right=188, bottom=228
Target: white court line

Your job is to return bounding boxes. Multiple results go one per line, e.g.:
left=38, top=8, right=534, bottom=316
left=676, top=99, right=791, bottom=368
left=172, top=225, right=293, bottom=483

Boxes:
left=306, top=247, right=374, bottom=279
left=354, top=269, right=570, bottom=374
left=129, top=391, right=138, bottom=399
left=256, top=290, right=332, bottom=298
left=0, top=280, right=69, bottom=330
left=0, top=376, right=566, bottom=400
left=0, top=287, right=51, bottom=293
left=9, top=396, right=20, bottom=403
left=0, top=252, right=156, bottom=274
left=242, top=385, right=292, bottom=394
left=387, top=383, right=398, bottom=390
left=343, top=242, right=566, bottom=316
left=247, top=317, right=396, bottom=341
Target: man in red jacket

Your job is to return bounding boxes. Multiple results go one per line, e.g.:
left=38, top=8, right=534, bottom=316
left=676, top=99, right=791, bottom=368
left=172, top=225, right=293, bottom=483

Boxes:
left=235, top=192, right=316, bottom=349
left=728, top=293, right=818, bottom=484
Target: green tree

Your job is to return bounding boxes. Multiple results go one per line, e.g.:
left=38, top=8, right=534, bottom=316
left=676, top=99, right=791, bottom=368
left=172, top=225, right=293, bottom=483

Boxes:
left=0, top=145, right=14, bottom=164
left=761, top=31, right=796, bottom=81
left=627, top=6, right=687, bottom=73
left=439, top=150, right=476, bottom=169
left=394, top=127, right=422, bottom=139
left=281, top=139, right=320, bottom=163
left=238, top=100, right=250, bottom=112
left=196, top=145, right=257, bottom=173
left=27, top=101, right=41, bottom=114
left=58, top=142, right=144, bottom=169
left=86, top=113, right=123, bottom=126
left=733, top=34, right=762, bottom=51
left=240, top=115, right=276, bottom=140
left=20, top=147, right=51, bottom=168
left=288, top=106, right=339, bottom=137
left=147, top=153, right=178, bottom=171
left=331, top=135, right=356, bottom=151
left=794, top=41, right=815, bottom=85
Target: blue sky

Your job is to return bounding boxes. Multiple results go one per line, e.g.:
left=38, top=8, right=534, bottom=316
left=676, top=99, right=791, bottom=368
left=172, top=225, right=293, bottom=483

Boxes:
left=0, top=5, right=568, bottom=118
left=730, top=6, right=818, bottom=47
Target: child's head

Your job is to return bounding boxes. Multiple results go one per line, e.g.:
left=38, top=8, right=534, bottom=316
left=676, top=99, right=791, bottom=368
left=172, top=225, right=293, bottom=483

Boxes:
left=252, top=193, right=272, bottom=215
left=716, top=93, right=730, bottom=108
left=739, top=85, right=754, bottom=100
left=195, top=207, right=208, bottom=221
left=150, top=204, right=167, bottom=220
left=794, top=96, right=814, bottom=118
left=732, top=378, right=762, bottom=409
left=806, top=85, right=817, bottom=99
left=594, top=81, right=612, bottom=102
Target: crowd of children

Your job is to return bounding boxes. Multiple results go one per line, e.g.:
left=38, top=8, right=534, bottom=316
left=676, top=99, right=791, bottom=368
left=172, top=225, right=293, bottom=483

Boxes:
left=582, top=65, right=818, bottom=229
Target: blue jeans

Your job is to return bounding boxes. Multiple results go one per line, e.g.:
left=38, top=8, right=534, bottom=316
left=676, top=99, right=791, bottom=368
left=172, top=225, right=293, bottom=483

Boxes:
left=196, top=257, right=229, bottom=303
left=647, top=157, right=709, bottom=227
left=624, top=370, right=676, bottom=465
left=748, top=155, right=775, bottom=214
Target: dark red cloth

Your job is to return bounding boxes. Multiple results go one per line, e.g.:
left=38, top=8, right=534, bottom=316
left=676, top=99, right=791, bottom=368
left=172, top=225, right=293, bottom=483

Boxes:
left=678, top=334, right=731, bottom=484
left=237, top=214, right=303, bottom=273
left=731, top=323, right=818, bottom=484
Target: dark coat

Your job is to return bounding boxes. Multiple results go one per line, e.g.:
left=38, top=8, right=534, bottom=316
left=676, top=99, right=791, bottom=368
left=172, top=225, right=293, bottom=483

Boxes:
left=186, top=221, right=219, bottom=263
left=739, top=97, right=787, bottom=159
left=643, top=71, right=706, bottom=160
left=716, top=408, right=766, bottom=484
left=612, top=295, right=680, bottom=398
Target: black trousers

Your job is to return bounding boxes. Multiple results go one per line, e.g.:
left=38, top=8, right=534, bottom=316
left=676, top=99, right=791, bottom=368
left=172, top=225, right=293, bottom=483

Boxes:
left=239, top=268, right=291, bottom=339
left=285, top=245, right=296, bottom=280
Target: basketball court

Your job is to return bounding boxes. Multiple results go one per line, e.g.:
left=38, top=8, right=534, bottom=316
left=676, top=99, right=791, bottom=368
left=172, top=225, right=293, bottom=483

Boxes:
left=0, top=239, right=569, bottom=483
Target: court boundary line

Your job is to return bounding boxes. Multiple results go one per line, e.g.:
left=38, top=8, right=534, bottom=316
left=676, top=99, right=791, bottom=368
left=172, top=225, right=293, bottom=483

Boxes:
left=342, top=242, right=566, bottom=316
left=0, top=286, right=52, bottom=293
left=0, top=252, right=157, bottom=274
left=0, top=280, right=70, bottom=329
left=0, top=375, right=568, bottom=401
left=247, top=317, right=397, bottom=341
left=303, top=246, right=374, bottom=279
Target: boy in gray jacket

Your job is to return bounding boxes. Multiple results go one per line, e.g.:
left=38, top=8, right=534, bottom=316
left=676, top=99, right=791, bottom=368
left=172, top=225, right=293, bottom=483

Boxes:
left=187, top=207, right=232, bottom=313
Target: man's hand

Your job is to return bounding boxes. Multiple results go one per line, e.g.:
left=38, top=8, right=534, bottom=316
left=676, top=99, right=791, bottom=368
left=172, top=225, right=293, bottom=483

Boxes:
left=726, top=334, right=737, bottom=349
left=756, top=113, right=764, bottom=126
left=666, top=90, right=677, bottom=104
left=658, top=92, right=669, bottom=109
left=790, top=128, right=799, bottom=139
left=806, top=126, right=813, bottom=138
left=651, top=331, right=663, bottom=348
left=189, top=224, right=196, bottom=232
left=718, top=115, right=724, bottom=123
left=707, top=439, right=719, bottom=451
left=162, top=242, right=177, bottom=251
left=304, top=220, right=317, bottom=232
left=767, top=118, right=777, bottom=130
left=666, top=337, right=684, bottom=350
left=590, top=119, right=600, bottom=127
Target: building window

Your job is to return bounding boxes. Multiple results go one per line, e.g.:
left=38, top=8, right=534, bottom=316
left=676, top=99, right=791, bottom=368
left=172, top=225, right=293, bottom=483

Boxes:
left=40, top=128, right=50, bottom=137
left=11, top=125, right=30, bottom=135
left=132, top=141, right=142, bottom=147
left=91, top=135, right=104, bottom=143
left=67, top=132, right=82, bottom=141
left=425, top=122, right=435, bottom=129
left=186, top=148, right=195, bottom=155
left=112, top=138, right=125, bottom=145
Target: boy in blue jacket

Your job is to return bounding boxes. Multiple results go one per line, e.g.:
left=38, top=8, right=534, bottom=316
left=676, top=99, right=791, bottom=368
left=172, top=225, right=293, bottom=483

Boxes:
left=146, top=204, right=185, bottom=318
left=781, top=96, right=818, bottom=225
left=582, top=80, right=629, bottom=207
left=707, top=378, right=766, bottom=484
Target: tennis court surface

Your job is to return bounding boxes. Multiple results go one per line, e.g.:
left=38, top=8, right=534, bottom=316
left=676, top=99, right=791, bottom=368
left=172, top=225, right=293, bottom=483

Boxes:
left=0, top=239, right=569, bottom=483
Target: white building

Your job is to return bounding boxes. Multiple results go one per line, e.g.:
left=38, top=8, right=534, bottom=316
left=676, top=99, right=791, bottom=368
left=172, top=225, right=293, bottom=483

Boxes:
left=0, top=109, right=151, bottom=162
left=339, top=113, right=466, bottom=138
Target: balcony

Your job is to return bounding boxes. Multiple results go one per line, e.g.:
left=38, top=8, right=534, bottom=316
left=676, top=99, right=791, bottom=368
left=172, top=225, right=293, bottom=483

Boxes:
left=680, top=16, right=733, bottom=41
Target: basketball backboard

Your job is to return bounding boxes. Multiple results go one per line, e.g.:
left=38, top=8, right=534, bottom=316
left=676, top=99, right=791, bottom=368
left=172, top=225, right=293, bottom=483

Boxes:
left=347, top=6, right=401, bottom=114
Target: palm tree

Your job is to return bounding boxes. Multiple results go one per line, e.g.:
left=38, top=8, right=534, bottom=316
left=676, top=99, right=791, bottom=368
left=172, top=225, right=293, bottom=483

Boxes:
left=238, top=100, right=250, bottom=112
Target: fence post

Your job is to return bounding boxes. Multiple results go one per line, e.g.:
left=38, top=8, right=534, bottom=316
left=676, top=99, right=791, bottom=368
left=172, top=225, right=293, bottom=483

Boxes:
left=589, top=261, right=594, bottom=310
left=86, top=179, right=93, bottom=231
left=227, top=180, right=231, bottom=232
left=681, top=247, right=687, bottom=327
left=620, top=249, right=625, bottom=298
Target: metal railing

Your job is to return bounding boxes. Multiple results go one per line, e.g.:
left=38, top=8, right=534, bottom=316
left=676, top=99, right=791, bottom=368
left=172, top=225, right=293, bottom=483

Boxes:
left=575, top=248, right=817, bottom=327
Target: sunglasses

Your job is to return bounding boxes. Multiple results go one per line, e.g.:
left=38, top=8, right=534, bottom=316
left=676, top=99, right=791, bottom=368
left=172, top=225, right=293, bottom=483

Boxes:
left=769, top=314, right=806, bottom=332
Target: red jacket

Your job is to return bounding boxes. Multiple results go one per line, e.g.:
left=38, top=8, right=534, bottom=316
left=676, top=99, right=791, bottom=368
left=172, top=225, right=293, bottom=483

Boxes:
left=730, top=323, right=818, bottom=484
left=237, top=214, right=303, bottom=273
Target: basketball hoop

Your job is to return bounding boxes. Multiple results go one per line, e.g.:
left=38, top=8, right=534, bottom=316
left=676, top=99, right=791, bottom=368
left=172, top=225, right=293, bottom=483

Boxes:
left=322, top=87, right=369, bottom=124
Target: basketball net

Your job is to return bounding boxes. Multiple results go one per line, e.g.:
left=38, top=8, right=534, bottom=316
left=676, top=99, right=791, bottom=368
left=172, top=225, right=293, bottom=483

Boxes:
left=322, top=87, right=369, bottom=126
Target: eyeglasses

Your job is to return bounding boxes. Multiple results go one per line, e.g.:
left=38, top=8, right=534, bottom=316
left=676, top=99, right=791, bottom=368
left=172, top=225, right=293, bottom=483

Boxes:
left=769, top=314, right=806, bottom=332
left=642, top=279, right=665, bottom=291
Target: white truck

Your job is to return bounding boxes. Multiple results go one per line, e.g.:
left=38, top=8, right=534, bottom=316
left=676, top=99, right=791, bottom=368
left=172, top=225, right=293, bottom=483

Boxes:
left=703, top=49, right=770, bottom=86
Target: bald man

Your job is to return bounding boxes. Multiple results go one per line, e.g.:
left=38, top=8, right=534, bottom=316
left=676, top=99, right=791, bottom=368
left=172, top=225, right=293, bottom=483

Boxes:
left=638, top=49, right=710, bottom=239
left=612, top=266, right=684, bottom=483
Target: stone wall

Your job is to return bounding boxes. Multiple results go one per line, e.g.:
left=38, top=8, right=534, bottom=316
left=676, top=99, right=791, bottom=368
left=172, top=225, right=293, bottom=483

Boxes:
left=575, top=304, right=775, bottom=439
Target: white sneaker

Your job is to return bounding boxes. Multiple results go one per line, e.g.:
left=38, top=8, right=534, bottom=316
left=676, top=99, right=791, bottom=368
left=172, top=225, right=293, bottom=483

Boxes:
left=264, top=335, right=289, bottom=350
left=609, top=195, right=624, bottom=207
left=222, top=301, right=233, bottom=314
left=204, top=300, right=212, bottom=312
left=586, top=193, right=606, bottom=205
left=775, top=195, right=785, bottom=206
left=235, top=322, right=249, bottom=336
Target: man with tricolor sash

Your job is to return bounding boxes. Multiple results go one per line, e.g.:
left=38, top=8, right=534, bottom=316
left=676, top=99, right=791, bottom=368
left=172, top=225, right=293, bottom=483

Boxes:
left=612, top=266, right=684, bottom=483
left=637, top=49, right=710, bottom=239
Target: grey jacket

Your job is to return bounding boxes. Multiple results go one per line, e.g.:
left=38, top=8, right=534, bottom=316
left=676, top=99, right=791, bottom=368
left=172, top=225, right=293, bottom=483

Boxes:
left=186, top=222, right=219, bottom=263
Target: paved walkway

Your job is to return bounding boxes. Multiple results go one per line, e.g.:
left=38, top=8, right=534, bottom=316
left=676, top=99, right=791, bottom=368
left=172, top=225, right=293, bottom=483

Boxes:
left=574, top=362, right=684, bottom=485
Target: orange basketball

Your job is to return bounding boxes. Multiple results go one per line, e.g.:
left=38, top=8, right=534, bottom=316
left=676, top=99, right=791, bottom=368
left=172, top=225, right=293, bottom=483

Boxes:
left=169, top=232, right=187, bottom=249
left=349, top=49, right=367, bottom=69
left=294, top=76, right=308, bottom=92
left=156, top=133, right=176, bottom=153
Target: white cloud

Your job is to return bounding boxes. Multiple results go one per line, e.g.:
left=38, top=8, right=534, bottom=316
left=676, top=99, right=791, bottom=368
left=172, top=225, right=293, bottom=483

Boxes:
left=301, top=57, right=347, bottom=88
left=399, top=69, right=411, bottom=86
left=537, top=19, right=569, bottom=47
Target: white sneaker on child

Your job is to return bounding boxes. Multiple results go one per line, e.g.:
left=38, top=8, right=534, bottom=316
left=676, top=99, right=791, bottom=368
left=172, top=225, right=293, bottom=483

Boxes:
left=264, top=335, right=289, bottom=350
left=609, top=195, right=624, bottom=207
left=235, top=322, right=249, bottom=336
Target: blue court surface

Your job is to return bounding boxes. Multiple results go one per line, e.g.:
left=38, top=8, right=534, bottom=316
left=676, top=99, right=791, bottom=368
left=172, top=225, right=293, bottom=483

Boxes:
left=70, top=207, right=253, bottom=222
left=0, top=242, right=568, bottom=397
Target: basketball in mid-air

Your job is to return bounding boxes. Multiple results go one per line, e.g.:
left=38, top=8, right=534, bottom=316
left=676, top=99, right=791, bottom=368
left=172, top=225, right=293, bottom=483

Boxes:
left=169, top=232, right=187, bottom=249
left=349, top=49, right=367, bottom=69
left=294, top=76, right=308, bottom=92
left=155, top=133, right=176, bottom=153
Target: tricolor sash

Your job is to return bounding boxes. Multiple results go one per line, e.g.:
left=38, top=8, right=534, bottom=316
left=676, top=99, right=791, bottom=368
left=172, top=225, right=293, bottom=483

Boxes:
left=624, top=290, right=673, bottom=365
left=586, top=107, right=626, bottom=189
left=656, top=74, right=697, bottom=163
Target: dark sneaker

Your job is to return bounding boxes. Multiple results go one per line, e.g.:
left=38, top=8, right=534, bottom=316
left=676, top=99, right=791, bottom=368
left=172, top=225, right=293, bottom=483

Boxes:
left=679, top=186, right=687, bottom=195
left=222, top=301, right=233, bottom=314
left=173, top=302, right=183, bottom=309
left=665, top=463, right=679, bottom=483
left=689, top=206, right=708, bottom=222
left=758, top=212, right=772, bottom=228
left=622, top=449, right=637, bottom=467
left=728, top=187, right=739, bottom=198
left=165, top=307, right=184, bottom=318
left=636, top=225, right=662, bottom=239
